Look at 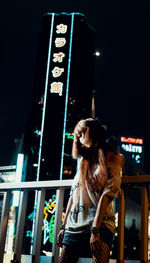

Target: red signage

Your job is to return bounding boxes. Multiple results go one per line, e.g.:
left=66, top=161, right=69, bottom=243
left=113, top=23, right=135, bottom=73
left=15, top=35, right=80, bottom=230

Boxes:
left=120, top=136, right=143, bottom=145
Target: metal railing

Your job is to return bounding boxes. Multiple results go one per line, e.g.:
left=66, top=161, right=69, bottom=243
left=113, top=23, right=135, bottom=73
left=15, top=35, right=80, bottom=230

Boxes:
left=0, top=180, right=73, bottom=263
left=0, top=175, right=149, bottom=263
left=118, top=175, right=150, bottom=263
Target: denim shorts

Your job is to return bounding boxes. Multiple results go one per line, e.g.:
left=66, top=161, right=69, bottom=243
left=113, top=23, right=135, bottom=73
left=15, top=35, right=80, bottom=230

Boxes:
left=62, top=226, right=113, bottom=257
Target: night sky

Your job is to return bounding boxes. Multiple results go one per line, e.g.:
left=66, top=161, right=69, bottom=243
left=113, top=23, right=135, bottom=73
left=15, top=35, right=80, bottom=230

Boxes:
left=0, top=1, right=150, bottom=172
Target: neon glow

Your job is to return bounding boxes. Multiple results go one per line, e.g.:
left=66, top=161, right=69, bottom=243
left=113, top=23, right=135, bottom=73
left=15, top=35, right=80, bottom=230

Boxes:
left=60, top=14, right=75, bottom=180
left=65, top=132, right=74, bottom=140
left=121, top=144, right=142, bottom=153
left=52, top=66, right=64, bottom=78
left=26, top=230, right=32, bottom=237
left=31, top=13, right=55, bottom=255
left=50, top=82, right=63, bottom=96
left=42, top=215, right=55, bottom=245
left=28, top=205, right=37, bottom=222
left=36, top=13, right=55, bottom=182
left=43, top=219, right=50, bottom=245
left=132, top=154, right=140, bottom=164
left=50, top=23, right=67, bottom=96
left=120, top=136, right=143, bottom=145
left=56, top=24, right=68, bottom=34
left=27, top=196, right=56, bottom=245
left=34, top=129, right=41, bottom=137
left=55, top=37, right=66, bottom=47
left=43, top=200, right=56, bottom=218
left=53, top=52, right=65, bottom=63
left=49, top=215, right=55, bottom=243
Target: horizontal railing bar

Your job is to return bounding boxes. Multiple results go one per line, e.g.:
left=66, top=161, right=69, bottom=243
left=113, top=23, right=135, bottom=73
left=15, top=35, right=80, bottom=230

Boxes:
left=0, top=165, right=16, bottom=170
left=122, top=175, right=150, bottom=184
left=0, top=175, right=150, bottom=191
left=0, top=179, right=74, bottom=191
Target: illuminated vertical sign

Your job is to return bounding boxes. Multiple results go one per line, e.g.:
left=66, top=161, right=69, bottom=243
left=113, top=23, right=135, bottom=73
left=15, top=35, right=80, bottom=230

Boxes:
left=36, top=13, right=75, bottom=181
left=120, top=136, right=144, bottom=164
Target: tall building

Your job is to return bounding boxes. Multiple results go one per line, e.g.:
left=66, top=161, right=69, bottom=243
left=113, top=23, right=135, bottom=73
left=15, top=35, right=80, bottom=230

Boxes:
left=24, top=13, right=95, bottom=182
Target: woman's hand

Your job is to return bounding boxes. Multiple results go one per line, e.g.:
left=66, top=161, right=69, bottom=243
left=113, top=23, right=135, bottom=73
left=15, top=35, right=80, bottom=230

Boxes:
left=57, top=229, right=65, bottom=247
left=74, top=120, right=87, bottom=139
left=90, top=233, right=101, bottom=259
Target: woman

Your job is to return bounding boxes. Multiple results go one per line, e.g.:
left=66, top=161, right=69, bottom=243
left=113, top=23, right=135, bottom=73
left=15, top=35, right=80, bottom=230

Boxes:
left=57, top=118, right=124, bottom=263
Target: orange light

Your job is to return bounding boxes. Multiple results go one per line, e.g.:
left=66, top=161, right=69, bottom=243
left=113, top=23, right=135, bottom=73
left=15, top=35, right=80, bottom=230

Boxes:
left=120, top=136, right=143, bottom=145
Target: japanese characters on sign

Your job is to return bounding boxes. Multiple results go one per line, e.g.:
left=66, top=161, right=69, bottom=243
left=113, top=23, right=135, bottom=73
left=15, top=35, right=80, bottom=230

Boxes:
left=50, top=23, right=68, bottom=96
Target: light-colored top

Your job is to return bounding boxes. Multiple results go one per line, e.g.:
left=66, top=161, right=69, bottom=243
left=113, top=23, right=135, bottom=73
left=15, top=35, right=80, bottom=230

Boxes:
left=65, top=152, right=124, bottom=234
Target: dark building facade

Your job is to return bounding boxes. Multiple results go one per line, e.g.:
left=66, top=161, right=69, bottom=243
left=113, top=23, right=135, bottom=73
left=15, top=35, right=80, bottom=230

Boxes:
left=24, top=13, right=95, bottom=182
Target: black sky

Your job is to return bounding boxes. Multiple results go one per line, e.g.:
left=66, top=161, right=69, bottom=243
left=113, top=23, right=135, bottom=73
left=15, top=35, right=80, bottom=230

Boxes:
left=0, top=0, right=150, bottom=172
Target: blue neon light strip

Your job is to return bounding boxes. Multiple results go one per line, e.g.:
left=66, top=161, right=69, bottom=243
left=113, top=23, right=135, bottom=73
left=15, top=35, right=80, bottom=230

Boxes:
left=59, top=14, right=74, bottom=180
left=36, top=13, right=55, bottom=182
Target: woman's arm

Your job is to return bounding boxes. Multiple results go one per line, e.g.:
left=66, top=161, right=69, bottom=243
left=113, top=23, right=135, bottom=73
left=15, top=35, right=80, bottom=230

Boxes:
left=72, top=119, right=87, bottom=159
left=92, top=194, right=113, bottom=228
left=92, top=152, right=124, bottom=228
left=62, top=195, right=73, bottom=225
left=72, top=135, right=80, bottom=159
left=90, top=156, right=124, bottom=258
left=90, top=194, right=113, bottom=258
left=57, top=195, right=73, bottom=247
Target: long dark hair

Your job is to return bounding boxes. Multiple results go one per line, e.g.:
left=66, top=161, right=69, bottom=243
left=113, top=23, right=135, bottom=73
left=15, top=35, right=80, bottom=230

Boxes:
left=75, top=118, right=108, bottom=192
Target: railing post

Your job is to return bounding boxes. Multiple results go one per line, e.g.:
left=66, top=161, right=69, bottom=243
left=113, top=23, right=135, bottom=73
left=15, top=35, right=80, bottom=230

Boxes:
left=32, top=189, right=46, bottom=263
left=0, top=190, right=11, bottom=263
left=12, top=190, right=28, bottom=263
left=117, top=188, right=125, bottom=263
left=52, top=188, right=65, bottom=263
left=141, top=186, right=148, bottom=263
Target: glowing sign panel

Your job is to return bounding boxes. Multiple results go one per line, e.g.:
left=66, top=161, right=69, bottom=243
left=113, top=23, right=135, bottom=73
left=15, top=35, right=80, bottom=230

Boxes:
left=49, top=20, right=70, bottom=97
left=120, top=136, right=144, bottom=164
left=121, top=144, right=142, bottom=153
left=121, top=136, right=143, bottom=145
left=26, top=195, right=56, bottom=245
left=65, top=132, right=74, bottom=140
left=132, top=154, right=140, bottom=164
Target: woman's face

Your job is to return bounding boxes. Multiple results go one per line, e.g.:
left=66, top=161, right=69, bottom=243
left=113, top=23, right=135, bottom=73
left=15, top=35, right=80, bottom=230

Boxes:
left=79, top=127, right=92, bottom=147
